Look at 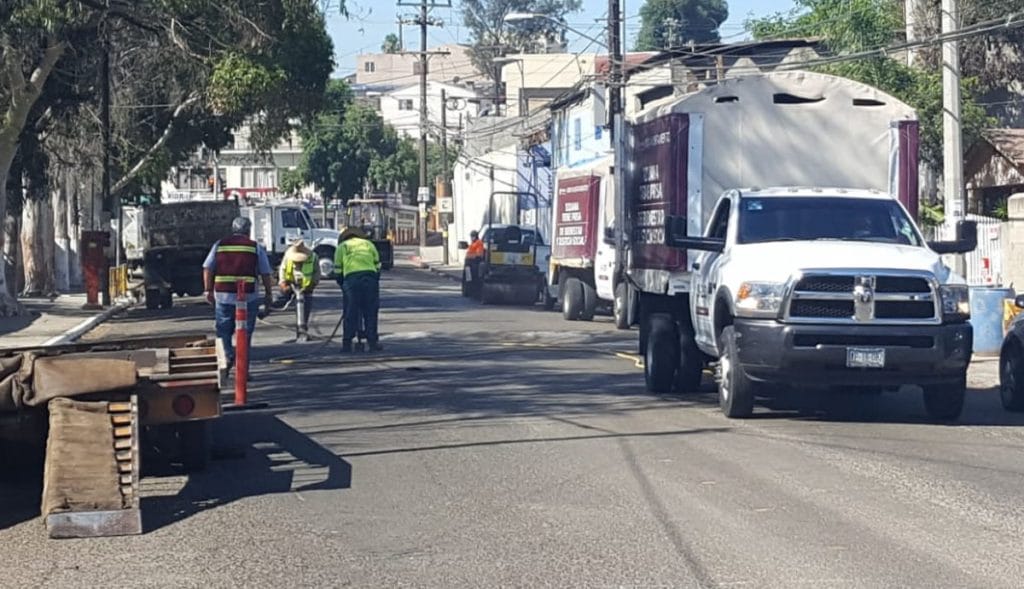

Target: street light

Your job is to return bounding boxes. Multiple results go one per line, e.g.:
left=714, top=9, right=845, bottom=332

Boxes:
left=503, top=12, right=608, bottom=49
left=492, top=56, right=526, bottom=117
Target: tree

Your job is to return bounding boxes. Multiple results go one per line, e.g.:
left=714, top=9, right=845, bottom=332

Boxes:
left=747, top=0, right=992, bottom=173
left=0, top=0, right=336, bottom=309
left=461, top=0, right=583, bottom=85
left=382, top=33, right=401, bottom=53
left=635, top=0, right=728, bottom=50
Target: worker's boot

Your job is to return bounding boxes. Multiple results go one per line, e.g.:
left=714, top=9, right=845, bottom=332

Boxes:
left=340, top=340, right=353, bottom=353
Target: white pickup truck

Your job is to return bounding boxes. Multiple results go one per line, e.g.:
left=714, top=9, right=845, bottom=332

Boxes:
left=622, top=71, right=977, bottom=421
left=683, top=187, right=975, bottom=419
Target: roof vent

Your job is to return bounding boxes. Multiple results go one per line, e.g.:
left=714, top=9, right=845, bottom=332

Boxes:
left=773, top=93, right=825, bottom=105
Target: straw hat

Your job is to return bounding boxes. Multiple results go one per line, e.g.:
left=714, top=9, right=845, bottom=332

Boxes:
left=339, top=226, right=368, bottom=242
left=284, top=239, right=313, bottom=263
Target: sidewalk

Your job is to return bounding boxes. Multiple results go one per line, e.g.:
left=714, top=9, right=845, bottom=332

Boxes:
left=405, top=245, right=462, bottom=283
left=0, top=293, right=131, bottom=350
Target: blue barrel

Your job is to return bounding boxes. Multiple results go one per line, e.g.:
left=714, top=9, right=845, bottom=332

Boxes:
left=969, top=286, right=1015, bottom=356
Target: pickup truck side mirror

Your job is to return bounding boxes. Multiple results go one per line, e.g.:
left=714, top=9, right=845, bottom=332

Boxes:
left=928, top=220, right=977, bottom=255
left=603, top=226, right=615, bottom=245
left=665, top=215, right=725, bottom=253
left=457, top=241, right=469, bottom=250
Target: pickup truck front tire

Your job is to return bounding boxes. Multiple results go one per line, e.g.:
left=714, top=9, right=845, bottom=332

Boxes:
left=719, top=326, right=755, bottom=418
left=923, top=376, right=966, bottom=421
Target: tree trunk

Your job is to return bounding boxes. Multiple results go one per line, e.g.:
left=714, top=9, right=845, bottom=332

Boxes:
left=53, top=182, right=70, bottom=291
left=21, top=182, right=56, bottom=297
left=67, top=172, right=82, bottom=288
left=1, top=212, right=17, bottom=301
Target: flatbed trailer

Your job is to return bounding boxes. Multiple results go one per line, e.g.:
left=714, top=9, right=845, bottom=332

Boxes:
left=0, top=334, right=224, bottom=538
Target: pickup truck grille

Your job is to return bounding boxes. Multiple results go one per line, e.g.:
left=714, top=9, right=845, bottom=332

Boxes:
left=786, top=272, right=939, bottom=325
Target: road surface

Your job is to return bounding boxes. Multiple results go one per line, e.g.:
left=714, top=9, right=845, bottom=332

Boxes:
left=2, top=262, right=1023, bottom=588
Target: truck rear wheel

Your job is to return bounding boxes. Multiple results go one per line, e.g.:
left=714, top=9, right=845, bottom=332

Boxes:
left=580, top=282, right=598, bottom=321
left=923, top=376, right=966, bottom=421
left=145, top=289, right=160, bottom=310
left=644, top=314, right=678, bottom=394
left=562, top=278, right=584, bottom=321
left=159, top=289, right=173, bottom=309
left=719, top=326, right=755, bottom=418
left=613, top=283, right=629, bottom=330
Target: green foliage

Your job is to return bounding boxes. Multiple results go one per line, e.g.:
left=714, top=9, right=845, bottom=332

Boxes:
left=208, top=53, right=288, bottom=115
left=747, top=0, right=994, bottom=170
left=634, top=0, right=728, bottom=50
left=919, top=202, right=944, bottom=228
left=381, top=33, right=401, bottom=53
left=461, top=0, right=583, bottom=84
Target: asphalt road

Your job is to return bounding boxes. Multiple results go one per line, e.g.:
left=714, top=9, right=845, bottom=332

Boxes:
left=3, top=261, right=1024, bottom=588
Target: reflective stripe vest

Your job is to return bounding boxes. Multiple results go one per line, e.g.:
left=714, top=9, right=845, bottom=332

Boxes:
left=334, top=237, right=380, bottom=277
left=213, top=235, right=259, bottom=293
left=282, top=255, right=318, bottom=291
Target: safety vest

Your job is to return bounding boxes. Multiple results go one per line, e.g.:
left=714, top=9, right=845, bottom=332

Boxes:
left=213, top=235, right=258, bottom=293
left=284, top=255, right=318, bottom=290
left=334, top=237, right=379, bottom=277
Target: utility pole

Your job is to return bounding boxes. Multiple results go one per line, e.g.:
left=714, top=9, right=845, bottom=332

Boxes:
left=440, top=87, right=450, bottom=265
left=664, top=17, right=680, bottom=49
left=100, top=45, right=112, bottom=306
left=609, top=0, right=626, bottom=286
left=941, top=0, right=966, bottom=275
left=398, top=1, right=448, bottom=249
left=905, top=0, right=920, bottom=66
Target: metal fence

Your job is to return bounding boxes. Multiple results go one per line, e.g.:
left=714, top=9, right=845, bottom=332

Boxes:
left=926, top=214, right=1005, bottom=286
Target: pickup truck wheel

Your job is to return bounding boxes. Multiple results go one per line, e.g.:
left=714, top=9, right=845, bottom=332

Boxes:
left=613, top=283, right=629, bottom=330
left=562, top=278, right=584, bottom=320
left=719, top=326, right=755, bottom=418
left=1000, top=347, right=1024, bottom=412
left=145, top=289, right=160, bottom=310
left=674, top=329, right=704, bottom=393
left=314, top=246, right=335, bottom=279
left=580, top=282, right=598, bottom=321
left=644, top=314, right=678, bottom=394
left=923, top=377, right=966, bottom=421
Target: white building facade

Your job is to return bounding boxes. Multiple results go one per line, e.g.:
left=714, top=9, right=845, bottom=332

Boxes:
left=379, top=81, right=481, bottom=140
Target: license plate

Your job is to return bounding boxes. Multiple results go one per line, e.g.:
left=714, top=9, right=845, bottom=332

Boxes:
left=846, top=347, right=885, bottom=368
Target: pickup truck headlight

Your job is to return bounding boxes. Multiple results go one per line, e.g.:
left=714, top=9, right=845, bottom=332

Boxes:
left=735, top=281, right=786, bottom=318
left=939, top=284, right=970, bottom=320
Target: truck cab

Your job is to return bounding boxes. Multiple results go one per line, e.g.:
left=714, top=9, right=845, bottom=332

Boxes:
left=688, top=187, right=976, bottom=419
left=242, top=204, right=340, bottom=277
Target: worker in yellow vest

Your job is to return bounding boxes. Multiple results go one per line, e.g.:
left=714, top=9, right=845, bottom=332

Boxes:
left=273, top=239, right=319, bottom=329
left=334, top=227, right=381, bottom=352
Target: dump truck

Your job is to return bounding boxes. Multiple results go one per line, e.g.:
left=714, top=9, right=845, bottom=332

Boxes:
left=618, top=71, right=977, bottom=419
left=0, top=335, right=224, bottom=538
left=122, top=200, right=239, bottom=310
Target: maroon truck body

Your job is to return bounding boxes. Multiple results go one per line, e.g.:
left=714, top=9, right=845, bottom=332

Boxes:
left=629, top=113, right=691, bottom=272
left=552, top=174, right=601, bottom=263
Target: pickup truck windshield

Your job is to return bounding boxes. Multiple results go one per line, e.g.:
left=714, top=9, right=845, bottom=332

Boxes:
left=737, top=197, right=923, bottom=247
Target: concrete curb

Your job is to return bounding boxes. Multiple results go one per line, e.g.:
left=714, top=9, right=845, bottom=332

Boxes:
left=409, top=256, right=461, bottom=283
left=41, top=297, right=135, bottom=346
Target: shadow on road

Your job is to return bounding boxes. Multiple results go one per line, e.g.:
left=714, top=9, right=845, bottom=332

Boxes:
left=142, top=413, right=351, bottom=533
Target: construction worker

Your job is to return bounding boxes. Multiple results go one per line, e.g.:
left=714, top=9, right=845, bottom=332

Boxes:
left=466, top=229, right=485, bottom=282
left=202, top=216, right=274, bottom=372
left=273, top=239, right=319, bottom=325
left=334, top=226, right=382, bottom=353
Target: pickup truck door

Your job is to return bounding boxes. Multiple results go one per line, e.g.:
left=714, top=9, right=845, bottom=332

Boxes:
left=276, top=208, right=307, bottom=251
left=692, top=198, right=731, bottom=352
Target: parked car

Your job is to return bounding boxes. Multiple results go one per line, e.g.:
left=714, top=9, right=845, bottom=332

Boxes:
left=999, top=294, right=1024, bottom=411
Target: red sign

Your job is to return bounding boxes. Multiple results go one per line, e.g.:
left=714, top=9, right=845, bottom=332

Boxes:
left=552, top=175, right=601, bottom=261
left=630, top=113, right=690, bottom=271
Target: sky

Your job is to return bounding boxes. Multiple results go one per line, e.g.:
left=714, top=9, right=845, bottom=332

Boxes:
left=326, top=0, right=798, bottom=77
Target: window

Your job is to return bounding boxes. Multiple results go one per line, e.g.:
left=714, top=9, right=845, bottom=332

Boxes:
left=241, top=168, right=275, bottom=188
left=398, top=99, right=414, bottom=111
left=280, top=208, right=309, bottom=230
left=707, top=199, right=731, bottom=239
left=364, top=61, right=375, bottom=73
left=736, top=197, right=923, bottom=246
left=573, top=118, right=582, bottom=151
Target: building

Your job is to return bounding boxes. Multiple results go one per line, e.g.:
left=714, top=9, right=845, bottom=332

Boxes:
left=965, top=129, right=1024, bottom=216
left=498, top=53, right=600, bottom=117
left=379, top=81, right=481, bottom=140
left=356, top=44, right=486, bottom=90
